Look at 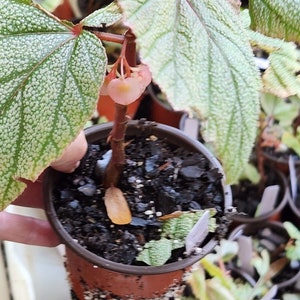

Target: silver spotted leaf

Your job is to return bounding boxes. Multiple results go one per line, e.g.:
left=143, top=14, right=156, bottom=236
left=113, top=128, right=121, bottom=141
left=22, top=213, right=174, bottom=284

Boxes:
left=81, top=1, right=122, bottom=27
left=0, top=0, right=108, bottom=209
left=119, top=0, right=261, bottom=184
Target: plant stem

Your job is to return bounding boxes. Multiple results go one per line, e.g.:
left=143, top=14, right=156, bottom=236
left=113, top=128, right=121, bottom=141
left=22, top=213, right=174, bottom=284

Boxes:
left=92, top=31, right=125, bottom=44
left=103, top=31, right=137, bottom=188
left=103, top=103, right=128, bottom=188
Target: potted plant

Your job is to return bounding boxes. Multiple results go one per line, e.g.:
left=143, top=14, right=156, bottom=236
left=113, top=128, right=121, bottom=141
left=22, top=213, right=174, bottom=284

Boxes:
left=230, top=161, right=289, bottom=224
left=184, top=221, right=300, bottom=299
left=228, top=221, right=300, bottom=296
left=182, top=240, right=276, bottom=300
left=44, top=119, right=233, bottom=299
left=1, top=0, right=300, bottom=299
left=258, top=93, right=300, bottom=174
left=52, top=0, right=74, bottom=20
left=229, top=93, right=300, bottom=224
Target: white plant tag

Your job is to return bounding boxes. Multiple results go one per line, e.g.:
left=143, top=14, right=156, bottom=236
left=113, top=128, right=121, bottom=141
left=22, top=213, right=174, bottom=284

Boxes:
left=185, top=210, right=209, bottom=256
left=181, top=117, right=199, bottom=140
left=289, top=155, right=297, bottom=201
left=255, top=185, right=280, bottom=217
left=260, top=285, right=278, bottom=300
left=237, top=235, right=254, bottom=276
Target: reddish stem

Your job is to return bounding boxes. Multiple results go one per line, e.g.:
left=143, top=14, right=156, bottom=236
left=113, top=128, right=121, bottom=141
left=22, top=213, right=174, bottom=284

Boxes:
left=103, top=103, right=128, bottom=188
left=103, top=33, right=137, bottom=188
left=92, top=31, right=125, bottom=44
left=124, top=29, right=136, bottom=67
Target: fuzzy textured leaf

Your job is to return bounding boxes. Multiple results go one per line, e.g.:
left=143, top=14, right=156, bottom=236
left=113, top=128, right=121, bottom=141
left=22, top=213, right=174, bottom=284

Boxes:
left=249, top=0, right=300, bottom=42
left=0, top=0, right=106, bottom=209
left=136, top=237, right=173, bottom=266
left=118, top=0, right=260, bottom=184
left=81, top=1, right=122, bottom=27
left=249, top=30, right=300, bottom=100
left=137, top=209, right=216, bottom=266
left=263, top=45, right=300, bottom=98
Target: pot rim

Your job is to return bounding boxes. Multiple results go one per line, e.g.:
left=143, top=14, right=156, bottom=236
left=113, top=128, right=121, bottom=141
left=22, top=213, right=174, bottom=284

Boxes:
left=287, top=174, right=300, bottom=217
left=44, top=120, right=232, bottom=275
left=230, top=168, right=289, bottom=223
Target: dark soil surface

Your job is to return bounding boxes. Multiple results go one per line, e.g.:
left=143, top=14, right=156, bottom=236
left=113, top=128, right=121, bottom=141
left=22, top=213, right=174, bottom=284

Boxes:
left=262, top=147, right=300, bottom=212
left=52, top=132, right=229, bottom=266
left=263, top=147, right=300, bottom=163
left=231, top=168, right=285, bottom=218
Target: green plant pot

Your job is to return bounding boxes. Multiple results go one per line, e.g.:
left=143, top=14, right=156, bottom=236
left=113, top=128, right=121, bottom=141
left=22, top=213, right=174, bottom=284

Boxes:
left=43, top=120, right=232, bottom=299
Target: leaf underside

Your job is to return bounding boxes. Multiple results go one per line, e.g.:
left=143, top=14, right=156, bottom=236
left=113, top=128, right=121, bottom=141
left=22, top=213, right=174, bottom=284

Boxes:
left=119, top=0, right=260, bottom=184
left=0, top=0, right=108, bottom=209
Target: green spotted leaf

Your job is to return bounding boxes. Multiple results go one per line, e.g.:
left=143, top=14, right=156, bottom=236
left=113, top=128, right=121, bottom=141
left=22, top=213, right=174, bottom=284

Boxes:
left=0, top=0, right=107, bottom=209
left=118, top=0, right=260, bottom=184
left=249, top=0, right=300, bottom=42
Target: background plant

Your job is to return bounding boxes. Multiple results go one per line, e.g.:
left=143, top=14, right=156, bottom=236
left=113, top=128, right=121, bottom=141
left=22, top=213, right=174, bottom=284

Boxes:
left=1, top=0, right=300, bottom=209
left=184, top=226, right=300, bottom=300
left=183, top=240, right=278, bottom=300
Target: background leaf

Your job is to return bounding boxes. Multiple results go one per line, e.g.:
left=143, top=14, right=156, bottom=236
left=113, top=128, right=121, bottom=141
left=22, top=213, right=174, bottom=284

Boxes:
left=0, top=0, right=107, bottom=209
left=118, top=0, right=260, bottom=184
left=249, top=0, right=300, bottom=42
left=248, top=28, right=300, bottom=101
left=136, top=237, right=173, bottom=266
left=81, top=1, right=122, bottom=27
left=262, top=45, right=300, bottom=98
left=33, top=0, right=62, bottom=12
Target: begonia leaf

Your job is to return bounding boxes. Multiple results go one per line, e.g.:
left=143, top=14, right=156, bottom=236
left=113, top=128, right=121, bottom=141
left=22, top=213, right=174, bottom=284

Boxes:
left=0, top=0, right=108, bottom=209
left=119, top=0, right=260, bottom=184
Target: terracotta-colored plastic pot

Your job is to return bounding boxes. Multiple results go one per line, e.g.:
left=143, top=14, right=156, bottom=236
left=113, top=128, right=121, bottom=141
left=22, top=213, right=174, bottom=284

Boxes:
left=97, top=94, right=142, bottom=121
left=262, top=150, right=300, bottom=175
left=146, top=84, right=187, bottom=129
left=44, top=120, right=232, bottom=299
left=52, top=0, right=74, bottom=20
left=228, top=221, right=300, bottom=291
left=230, top=168, right=289, bottom=225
